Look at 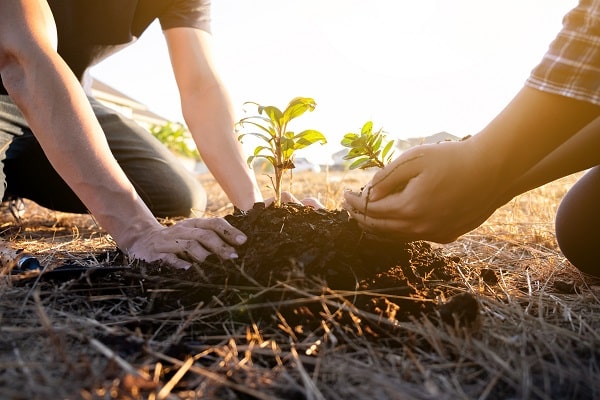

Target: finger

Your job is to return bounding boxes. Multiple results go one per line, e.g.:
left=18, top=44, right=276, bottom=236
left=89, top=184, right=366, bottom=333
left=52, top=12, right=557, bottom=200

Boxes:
left=203, top=218, right=248, bottom=245
left=143, top=253, right=192, bottom=270
left=280, top=191, right=301, bottom=204
left=301, top=197, right=324, bottom=209
left=343, top=190, right=367, bottom=213
left=348, top=191, right=414, bottom=219
left=368, top=147, right=426, bottom=201
left=343, top=188, right=411, bottom=219
left=263, top=196, right=274, bottom=207
left=191, top=230, right=239, bottom=260
left=164, top=220, right=244, bottom=259
left=164, top=253, right=193, bottom=269
left=347, top=206, right=460, bottom=244
left=149, top=228, right=240, bottom=261
left=167, top=235, right=235, bottom=262
left=179, top=218, right=247, bottom=246
left=345, top=207, right=418, bottom=242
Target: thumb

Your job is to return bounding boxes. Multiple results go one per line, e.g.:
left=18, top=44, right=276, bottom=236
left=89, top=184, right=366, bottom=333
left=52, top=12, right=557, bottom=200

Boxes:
left=368, top=149, right=425, bottom=201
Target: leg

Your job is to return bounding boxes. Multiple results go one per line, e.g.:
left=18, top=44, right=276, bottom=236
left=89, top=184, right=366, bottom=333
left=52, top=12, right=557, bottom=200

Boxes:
left=88, top=98, right=207, bottom=218
left=555, top=166, right=600, bottom=277
left=1, top=94, right=206, bottom=218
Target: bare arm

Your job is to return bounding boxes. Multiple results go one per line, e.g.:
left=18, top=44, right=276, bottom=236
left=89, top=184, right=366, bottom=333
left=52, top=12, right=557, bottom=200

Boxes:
left=497, top=115, right=600, bottom=202
left=0, top=1, right=246, bottom=268
left=0, top=0, right=160, bottom=249
left=470, top=87, right=600, bottom=197
left=165, top=27, right=263, bottom=211
left=344, top=87, right=600, bottom=242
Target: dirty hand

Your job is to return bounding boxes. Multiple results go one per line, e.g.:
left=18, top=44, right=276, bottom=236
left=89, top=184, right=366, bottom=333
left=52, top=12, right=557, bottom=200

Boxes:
left=126, top=217, right=247, bottom=269
left=343, top=140, right=502, bottom=243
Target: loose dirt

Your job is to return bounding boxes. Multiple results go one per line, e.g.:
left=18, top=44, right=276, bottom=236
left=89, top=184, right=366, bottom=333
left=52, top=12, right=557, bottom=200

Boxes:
left=125, top=203, right=481, bottom=333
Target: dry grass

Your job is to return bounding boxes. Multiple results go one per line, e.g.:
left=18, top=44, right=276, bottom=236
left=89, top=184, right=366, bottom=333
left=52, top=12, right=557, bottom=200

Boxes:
left=1, top=169, right=599, bottom=399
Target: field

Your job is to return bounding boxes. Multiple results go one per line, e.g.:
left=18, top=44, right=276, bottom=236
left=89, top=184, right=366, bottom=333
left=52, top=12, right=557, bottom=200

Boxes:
left=1, top=169, right=599, bottom=399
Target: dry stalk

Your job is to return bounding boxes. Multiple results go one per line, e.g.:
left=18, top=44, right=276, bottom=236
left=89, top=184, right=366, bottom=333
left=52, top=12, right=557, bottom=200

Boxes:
left=1, top=171, right=599, bottom=399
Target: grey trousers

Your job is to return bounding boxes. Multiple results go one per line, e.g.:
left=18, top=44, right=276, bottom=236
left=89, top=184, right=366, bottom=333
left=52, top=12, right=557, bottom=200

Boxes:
left=0, top=95, right=206, bottom=218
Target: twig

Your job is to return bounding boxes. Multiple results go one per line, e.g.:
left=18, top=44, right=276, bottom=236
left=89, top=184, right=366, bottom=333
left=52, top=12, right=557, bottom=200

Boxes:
left=146, top=348, right=280, bottom=400
left=290, top=344, right=326, bottom=400
left=156, top=356, right=193, bottom=400
left=89, top=338, right=151, bottom=380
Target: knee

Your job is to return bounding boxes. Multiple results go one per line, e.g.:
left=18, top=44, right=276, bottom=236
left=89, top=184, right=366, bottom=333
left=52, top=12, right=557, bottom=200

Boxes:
left=164, top=180, right=207, bottom=218
left=555, top=169, right=600, bottom=277
left=141, top=174, right=207, bottom=219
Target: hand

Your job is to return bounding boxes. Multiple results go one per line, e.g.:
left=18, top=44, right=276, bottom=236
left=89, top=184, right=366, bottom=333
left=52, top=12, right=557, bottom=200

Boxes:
left=126, top=217, right=247, bottom=269
left=265, top=191, right=325, bottom=209
left=343, top=140, right=504, bottom=243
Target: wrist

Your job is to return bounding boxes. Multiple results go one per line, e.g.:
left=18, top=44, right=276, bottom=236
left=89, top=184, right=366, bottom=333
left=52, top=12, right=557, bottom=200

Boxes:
left=235, top=188, right=264, bottom=212
left=113, top=217, right=162, bottom=252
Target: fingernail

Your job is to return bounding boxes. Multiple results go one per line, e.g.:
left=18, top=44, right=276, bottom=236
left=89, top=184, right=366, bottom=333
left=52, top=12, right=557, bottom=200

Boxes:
left=236, top=235, right=247, bottom=244
left=229, top=252, right=239, bottom=259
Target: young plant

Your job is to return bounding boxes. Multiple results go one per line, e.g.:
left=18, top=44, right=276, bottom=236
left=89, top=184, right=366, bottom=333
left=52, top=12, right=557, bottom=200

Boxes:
left=236, top=97, right=327, bottom=206
left=340, top=121, right=395, bottom=169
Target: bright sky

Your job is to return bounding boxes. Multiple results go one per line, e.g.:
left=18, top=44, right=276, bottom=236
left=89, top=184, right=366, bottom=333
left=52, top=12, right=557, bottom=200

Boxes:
left=90, top=0, right=577, bottom=163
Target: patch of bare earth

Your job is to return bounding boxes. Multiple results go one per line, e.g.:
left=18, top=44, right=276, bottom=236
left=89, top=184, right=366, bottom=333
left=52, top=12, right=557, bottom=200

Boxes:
left=1, top=169, right=598, bottom=399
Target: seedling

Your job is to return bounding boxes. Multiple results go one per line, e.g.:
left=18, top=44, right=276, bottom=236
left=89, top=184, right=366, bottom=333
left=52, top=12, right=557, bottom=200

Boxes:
left=237, top=97, right=327, bottom=206
left=341, top=121, right=401, bottom=219
left=340, top=121, right=395, bottom=170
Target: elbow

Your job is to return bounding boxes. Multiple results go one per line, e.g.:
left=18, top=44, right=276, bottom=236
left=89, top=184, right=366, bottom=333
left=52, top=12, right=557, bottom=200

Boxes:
left=181, top=80, right=231, bottom=120
left=0, top=52, right=27, bottom=100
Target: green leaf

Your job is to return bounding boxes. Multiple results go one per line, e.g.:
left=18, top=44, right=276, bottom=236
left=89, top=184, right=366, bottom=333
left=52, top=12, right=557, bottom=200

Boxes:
left=282, top=97, right=316, bottom=123
left=339, top=121, right=395, bottom=169
left=282, top=147, right=294, bottom=160
left=281, top=137, right=296, bottom=154
left=343, top=147, right=365, bottom=160
left=341, top=133, right=358, bottom=147
left=252, top=154, right=276, bottom=165
left=382, top=139, right=395, bottom=160
left=361, top=121, right=373, bottom=135
left=349, top=157, right=370, bottom=170
left=259, top=105, right=284, bottom=128
left=237, top=96, right=327, bottom=203
left=373, top=134, right=383, bottom=151
left=253, top=145, right=272, bottom=156
left=293, top=129, right=327, bottom=149
left=360, top=160, right=380, bottom=169
left=238, top=131, right=273, bottom=145
left=238, top=119, right=276, bottom=138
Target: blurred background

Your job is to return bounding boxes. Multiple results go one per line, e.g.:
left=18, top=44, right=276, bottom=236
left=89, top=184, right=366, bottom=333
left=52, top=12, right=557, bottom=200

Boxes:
left=90, top=0, right=577, bottom=164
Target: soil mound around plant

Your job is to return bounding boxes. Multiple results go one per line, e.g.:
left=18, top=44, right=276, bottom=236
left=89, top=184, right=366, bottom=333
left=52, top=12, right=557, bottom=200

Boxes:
left=14, top=202, right=481, bottom=331
left=145, top=203, right=480, bottom=327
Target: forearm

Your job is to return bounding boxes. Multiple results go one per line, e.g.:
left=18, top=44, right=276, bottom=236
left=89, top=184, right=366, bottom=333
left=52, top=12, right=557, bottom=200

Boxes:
left=498, top=116, right=600, bottom=201
left=182, top=83, right=263, bottom=210
left=2, top=48, right=161, bottom=250
left=470, top=87, right=600, bottom=201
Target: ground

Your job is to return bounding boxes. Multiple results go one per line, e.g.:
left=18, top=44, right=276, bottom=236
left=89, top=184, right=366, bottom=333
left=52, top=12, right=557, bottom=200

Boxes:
left=1, top=170, right=599, bottom=399
left=138, top=201, right=480, bottom=331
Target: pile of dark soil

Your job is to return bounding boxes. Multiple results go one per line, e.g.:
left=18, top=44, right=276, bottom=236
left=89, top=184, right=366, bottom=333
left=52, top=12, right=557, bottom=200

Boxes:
left=142, top=203, right=481, bottom=329
left=15, top=203, right=483, bottom=335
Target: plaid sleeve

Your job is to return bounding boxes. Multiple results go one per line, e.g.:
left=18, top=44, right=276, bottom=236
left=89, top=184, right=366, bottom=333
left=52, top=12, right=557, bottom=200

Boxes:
left=526, top=0, right=600, bottom=106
